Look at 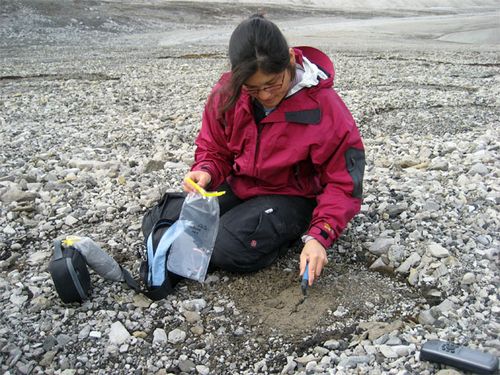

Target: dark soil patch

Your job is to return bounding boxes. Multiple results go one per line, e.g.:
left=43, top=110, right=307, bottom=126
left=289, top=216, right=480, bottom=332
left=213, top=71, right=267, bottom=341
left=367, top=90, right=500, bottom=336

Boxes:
left=218, top=256, right=422, bottom=339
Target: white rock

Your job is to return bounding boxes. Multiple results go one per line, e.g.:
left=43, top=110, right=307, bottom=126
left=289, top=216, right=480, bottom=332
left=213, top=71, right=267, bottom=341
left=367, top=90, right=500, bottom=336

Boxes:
left=64, top=215, right=79, bottom=226
left=196, top=365, right=210, bottom=375
left=424, top=200, right=441, bottom=212
left=379, top=345, right=398, bottom=358
left=205, top=274, right=220, bottom=284
left=432, top=263, right=449, bottom=278
left=429, top=157, right=448, bottom=171
left=388, top=245, right=405, bottom=263
left=319, top=355, right=331, bottom=365
left=64, top=172, right=77, bottom=181
left=435, top=369, right=463, bottom=375
left=295, top=354, right=316, bottom=364
left=457, top=175, right=471, bottom=187
left=183, top=298, right=207, bottom=312
left=1, top=188, right=38, bottom=204
left=27, top=251, right=51, bottom=265
left=168, top=328, right=186, bottom=344
left=395, top=253, right=421, bottom=274
left=333, top=305, right=348, bottom=317
left=484, top=248, right=499, bottom=262
left=408, top=268, right=419, bottom=286
left=461, top=272, right=476, bottom=285
left=370, top=257, right=394, bottom=273
left=313, top=346, right=329, bottom=356
left=78, top=326, right=91, bottom=340
left=469, top=163, right=489, bottom=175
left=305, top=361, right=317, bottom=372
left=89, top=331, right=102, bottom=339
left=437, top=299, right=455, bottom=314
left=68, top=159, right=120, bottom=170
left=183, top=311, right=201, bottom=323
left=133, top=294, right=152, bottom=308
left=164, top=161, right=188, bottom=169
left=393, top=345, right=411, bottom=356
left=109, top=321, right=130, bottom=345
left=418, top=310, right=436, bottom=325
left=369, top=237, right=395, bottom=255
left=10, top=294, right=28, bottom=306
left=2, top=225, right=16, bottom=235
left=233, top=327, right=245, bottom=336
left=153, top=328, right=167, bottom=345
left=427, top=242, right=449, bottom=258
left=385, top=336, right=402, bottom=346
left=373, top=334, right=389, bottom=345
left=253, top=359, right=267, bottom=373
left=213, top=306, right=224, bottom=313
left=338, top=355, right=370, bottom=368
left=324, top=339, right=340, bottom=350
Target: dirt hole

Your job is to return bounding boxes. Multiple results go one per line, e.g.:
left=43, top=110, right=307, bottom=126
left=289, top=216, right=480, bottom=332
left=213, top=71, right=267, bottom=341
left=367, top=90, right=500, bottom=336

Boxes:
left=221, top=260, right=422, bottom=337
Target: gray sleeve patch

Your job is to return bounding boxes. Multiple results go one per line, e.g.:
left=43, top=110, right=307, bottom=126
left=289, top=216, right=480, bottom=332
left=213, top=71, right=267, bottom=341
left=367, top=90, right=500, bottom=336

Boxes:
left=344, top=148, right=365, bottom=198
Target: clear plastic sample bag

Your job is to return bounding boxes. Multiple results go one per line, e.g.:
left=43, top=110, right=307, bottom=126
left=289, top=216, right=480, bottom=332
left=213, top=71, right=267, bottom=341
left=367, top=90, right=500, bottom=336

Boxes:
left=166, top=179, right=223, bottom=282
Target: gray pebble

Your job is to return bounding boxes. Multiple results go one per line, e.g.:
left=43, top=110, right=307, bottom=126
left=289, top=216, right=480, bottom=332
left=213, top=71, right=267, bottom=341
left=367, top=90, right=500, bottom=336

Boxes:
left=168, top=328, right=186, bottom=344
left=461, top=272, right=476, bottom=285
left=418, top=310, right=436, bottom=326
left=109, top=321, right=130, bottom=345
left=196, top=365, right=210, bottom=375
left=396, top=253, right=421, bottom=274
left=178, top=358, right=196, bottom=372
left=338, top=355, right=371, bottom=368
left=323, top=339, right=340, bottom=350
left=153, top=328, right=168, bottom=345
left=427, top=242, right=449, bottom=258
left=369, top=237, right=395, bottom=255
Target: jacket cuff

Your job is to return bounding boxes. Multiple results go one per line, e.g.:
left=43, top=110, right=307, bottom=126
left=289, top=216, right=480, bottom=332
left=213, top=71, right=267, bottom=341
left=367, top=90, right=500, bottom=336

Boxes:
left=307, top=225, right=334, bottom=249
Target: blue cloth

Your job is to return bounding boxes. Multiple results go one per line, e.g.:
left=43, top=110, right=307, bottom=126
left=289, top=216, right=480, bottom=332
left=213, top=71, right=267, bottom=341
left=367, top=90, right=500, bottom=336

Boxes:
left=147, top=220, right=186, bottom=286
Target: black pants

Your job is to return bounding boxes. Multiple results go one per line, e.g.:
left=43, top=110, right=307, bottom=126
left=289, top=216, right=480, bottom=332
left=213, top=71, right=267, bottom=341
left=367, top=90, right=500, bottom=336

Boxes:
left=213, top=185, right=315, bottom=272
left=142, top=184, right=315, bottom=273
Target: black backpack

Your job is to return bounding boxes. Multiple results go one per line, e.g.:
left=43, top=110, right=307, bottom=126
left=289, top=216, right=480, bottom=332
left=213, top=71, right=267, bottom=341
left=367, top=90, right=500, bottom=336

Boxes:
left=49, top=192, right=186, bottom=303
left=125, top=192, right=186, bottom=300
left=48, top=239, right=91, bottom=303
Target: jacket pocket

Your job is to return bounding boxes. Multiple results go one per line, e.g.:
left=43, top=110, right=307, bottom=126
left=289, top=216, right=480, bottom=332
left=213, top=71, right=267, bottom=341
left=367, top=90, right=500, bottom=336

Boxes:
left=345, top=148, right=365, bottom=199
left=224, top=208, right=286, bottom=254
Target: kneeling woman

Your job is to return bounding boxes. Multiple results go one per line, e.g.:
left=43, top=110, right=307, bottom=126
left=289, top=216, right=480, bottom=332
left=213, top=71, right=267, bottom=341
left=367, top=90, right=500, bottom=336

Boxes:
left=174, top=14, right=364, bottom=287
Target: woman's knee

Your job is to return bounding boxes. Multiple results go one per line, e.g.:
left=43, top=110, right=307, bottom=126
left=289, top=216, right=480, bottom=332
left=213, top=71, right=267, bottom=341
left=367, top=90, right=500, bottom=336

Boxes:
left=210, top=227, right=278, bottom=273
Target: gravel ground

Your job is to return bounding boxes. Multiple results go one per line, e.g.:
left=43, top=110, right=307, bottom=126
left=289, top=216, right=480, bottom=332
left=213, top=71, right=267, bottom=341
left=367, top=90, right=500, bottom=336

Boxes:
left=0, top=1, right=499, bottom=374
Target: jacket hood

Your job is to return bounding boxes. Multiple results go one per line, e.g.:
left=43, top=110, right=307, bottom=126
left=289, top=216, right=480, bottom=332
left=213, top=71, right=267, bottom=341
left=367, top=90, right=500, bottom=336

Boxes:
left=294, top=46, right=335, bottom=83
left=288, top=53, right=329, bottom=97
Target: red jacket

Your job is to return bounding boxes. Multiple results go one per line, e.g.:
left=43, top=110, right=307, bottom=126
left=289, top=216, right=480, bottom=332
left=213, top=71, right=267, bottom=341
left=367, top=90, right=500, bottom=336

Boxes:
left=192, top=47, right=365, bottom=249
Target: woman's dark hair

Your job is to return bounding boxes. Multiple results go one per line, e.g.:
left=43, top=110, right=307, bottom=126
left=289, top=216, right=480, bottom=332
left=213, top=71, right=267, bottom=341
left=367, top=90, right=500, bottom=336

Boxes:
left=218, top=14, right=293, bottom=115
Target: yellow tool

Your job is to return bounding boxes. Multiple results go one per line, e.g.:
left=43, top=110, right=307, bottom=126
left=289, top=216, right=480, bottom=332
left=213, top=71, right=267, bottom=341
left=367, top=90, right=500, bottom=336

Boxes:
left=185, top=177, right=226, bottom=197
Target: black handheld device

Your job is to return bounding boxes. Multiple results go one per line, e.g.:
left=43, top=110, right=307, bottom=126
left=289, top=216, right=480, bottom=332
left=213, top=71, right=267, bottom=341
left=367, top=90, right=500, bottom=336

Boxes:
left=420, top=340, right=499, bottom=375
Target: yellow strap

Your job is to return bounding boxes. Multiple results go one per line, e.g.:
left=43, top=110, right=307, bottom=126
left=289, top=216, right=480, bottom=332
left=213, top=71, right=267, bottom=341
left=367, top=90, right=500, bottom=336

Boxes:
left=185, top=177, right=226, bottom=197
left=62, top=235, right=81, bottom=247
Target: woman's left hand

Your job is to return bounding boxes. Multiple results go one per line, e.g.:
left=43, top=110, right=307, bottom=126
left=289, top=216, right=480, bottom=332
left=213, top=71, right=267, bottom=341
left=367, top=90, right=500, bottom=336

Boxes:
left=300, top=239, right=328, bottom=286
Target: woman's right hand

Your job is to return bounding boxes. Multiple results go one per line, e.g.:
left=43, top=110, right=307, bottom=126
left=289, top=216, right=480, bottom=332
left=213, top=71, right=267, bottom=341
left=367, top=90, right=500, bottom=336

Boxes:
left=182, top=170, right=212, bottom=193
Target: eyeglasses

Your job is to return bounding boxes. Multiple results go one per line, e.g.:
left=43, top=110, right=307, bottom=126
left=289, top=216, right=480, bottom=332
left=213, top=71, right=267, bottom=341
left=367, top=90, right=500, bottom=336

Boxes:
left=242, top=71, right=286, bottom=96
